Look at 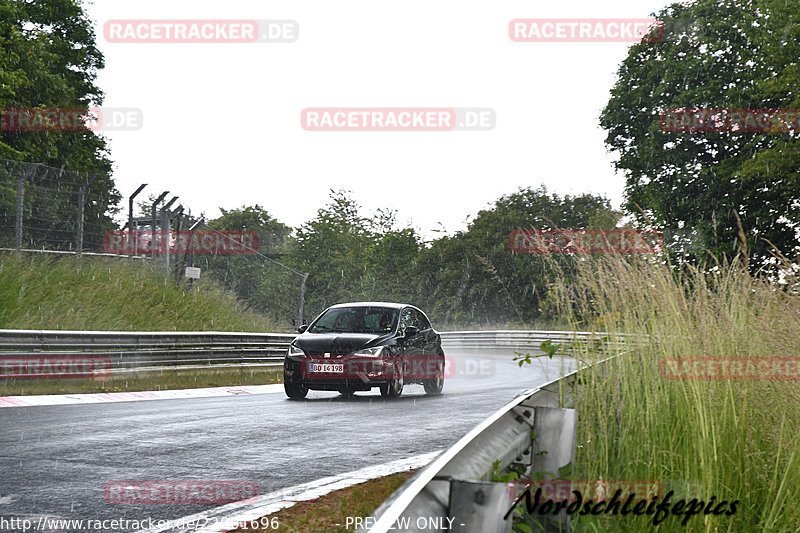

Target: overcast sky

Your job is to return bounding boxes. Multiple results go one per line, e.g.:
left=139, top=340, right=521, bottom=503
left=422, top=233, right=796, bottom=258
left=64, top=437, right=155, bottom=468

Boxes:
left=85, top=0, right=678, bottom=239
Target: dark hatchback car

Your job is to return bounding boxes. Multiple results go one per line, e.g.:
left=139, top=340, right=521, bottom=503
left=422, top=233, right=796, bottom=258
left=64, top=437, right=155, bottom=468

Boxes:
left=283, top=302, right=445, bottom=400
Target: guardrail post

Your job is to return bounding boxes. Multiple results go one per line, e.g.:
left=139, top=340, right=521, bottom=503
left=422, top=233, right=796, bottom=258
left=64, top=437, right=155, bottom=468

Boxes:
left=449, top=480, right=514, bottom=533
left=526, top=406, right=577, bottom=531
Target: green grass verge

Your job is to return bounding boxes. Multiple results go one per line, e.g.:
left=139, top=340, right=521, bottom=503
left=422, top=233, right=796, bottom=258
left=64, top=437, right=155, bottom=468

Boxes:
left=0, top=367, right=283, bottom=395
left=515, top=256, right=800, bottom=532
left=0, top=252, right=285, bottom=332
left=231, top=471, right=415, bottom=533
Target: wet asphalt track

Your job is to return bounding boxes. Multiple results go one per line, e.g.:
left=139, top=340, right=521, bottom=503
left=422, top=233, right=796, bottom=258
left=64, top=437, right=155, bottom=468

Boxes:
left=0, top=351, right=576, bottom=532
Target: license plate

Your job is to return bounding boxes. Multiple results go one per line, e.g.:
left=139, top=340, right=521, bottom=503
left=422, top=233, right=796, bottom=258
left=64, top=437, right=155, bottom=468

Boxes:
left=308, top=363, right=344, bottom=373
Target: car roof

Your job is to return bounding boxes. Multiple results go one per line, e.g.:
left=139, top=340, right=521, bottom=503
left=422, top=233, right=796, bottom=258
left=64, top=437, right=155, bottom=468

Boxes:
left=328, top=302, right=411, bottom=310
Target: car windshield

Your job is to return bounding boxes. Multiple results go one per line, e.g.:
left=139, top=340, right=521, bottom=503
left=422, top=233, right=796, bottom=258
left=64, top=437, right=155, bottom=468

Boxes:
left=308, top=307, right=399, bottom=334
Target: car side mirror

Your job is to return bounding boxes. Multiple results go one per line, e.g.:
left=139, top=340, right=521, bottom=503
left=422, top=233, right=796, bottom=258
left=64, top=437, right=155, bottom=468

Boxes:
left=297, top=324, right=308, bottom=334
left=404, top=326, right=419, bottom=338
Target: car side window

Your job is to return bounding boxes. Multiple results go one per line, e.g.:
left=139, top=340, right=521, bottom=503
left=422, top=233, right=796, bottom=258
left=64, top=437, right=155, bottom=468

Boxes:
left=400, top=308, right=414, bottom=331
left=413, top=309, right=431, bottom=330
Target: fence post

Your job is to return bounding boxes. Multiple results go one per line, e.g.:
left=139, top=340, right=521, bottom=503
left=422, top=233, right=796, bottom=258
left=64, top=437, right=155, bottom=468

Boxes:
left=161, top=196, right=178, bottom=281
left=173, top=205, right=186, bottom=283
left=128, top=183, right=147, bottom=257
left=14, top=173, right=25, bottom=251
left=76, top=173, right=97, bottom=255
left=298, top=272, right=310, bottom=325
left=185, top=217, right=203, bottom=289
left=150, top=191, right=169, bottom=258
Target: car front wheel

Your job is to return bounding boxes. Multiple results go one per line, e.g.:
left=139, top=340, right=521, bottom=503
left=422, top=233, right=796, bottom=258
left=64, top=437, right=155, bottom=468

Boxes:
left=380, top=359, right=404, bottom=398
left=423, top=353, right=445, bottom=395
left=284, top=380, right=308, bottom=400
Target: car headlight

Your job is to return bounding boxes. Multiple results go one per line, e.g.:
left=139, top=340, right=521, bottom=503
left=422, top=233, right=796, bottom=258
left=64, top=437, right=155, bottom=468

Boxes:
left=353, top=346, right=384, bottom=357
left=288, top=345, right=305, bottom=357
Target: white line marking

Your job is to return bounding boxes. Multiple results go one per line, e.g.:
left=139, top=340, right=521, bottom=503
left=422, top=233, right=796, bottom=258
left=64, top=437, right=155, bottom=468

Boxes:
left=137, top=451, right=441, bottom=533
left=0, top=384, right=284, bottom=408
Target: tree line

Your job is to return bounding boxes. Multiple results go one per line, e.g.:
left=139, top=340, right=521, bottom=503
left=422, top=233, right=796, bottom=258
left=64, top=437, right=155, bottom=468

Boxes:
left=1, top=0, right=798, bottom=325
left=202, top=188, right=621, bottom=326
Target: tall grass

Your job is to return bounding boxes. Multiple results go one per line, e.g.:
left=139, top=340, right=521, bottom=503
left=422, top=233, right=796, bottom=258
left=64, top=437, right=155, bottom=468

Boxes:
left=546, top=256, right=800, bottom=532
left=0, top=252, right=285, bottom=331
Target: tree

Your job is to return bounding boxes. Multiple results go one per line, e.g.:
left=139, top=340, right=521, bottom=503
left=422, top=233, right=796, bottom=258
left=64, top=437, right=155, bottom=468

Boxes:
left=209, top=205, right=291, bottom=254
left=413, top=186, right=620, bottom=325
left=289, top=190, right=374, bottom=316
left=600, top=0, right=800, bottom=268
left=205, top=205, right=293, bottom=318
left=0, top=0, right=119, bottom=249
left=362, top=210, right=422, bottom=303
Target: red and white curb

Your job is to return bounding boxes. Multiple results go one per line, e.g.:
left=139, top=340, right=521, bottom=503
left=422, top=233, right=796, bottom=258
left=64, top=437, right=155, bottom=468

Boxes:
left=136, top=451, right=442, bottom=533
left=0, top=384, right=284, bottom=408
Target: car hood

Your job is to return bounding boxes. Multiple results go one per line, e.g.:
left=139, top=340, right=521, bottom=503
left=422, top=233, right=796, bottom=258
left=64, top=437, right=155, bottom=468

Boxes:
left=293, top=332, right=389, bottom=355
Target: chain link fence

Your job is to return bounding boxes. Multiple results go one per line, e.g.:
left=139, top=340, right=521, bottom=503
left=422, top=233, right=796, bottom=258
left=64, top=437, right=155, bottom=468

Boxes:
left=0, top=159, right=106, bottom=252
left=0, top=158, right=308, bottom=327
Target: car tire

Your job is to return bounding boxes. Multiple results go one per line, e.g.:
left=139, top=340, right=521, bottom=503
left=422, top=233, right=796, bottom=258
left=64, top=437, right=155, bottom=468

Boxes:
left=379, top=359, right=404, bottom=398
left=284, top=380, right=308, bottom=400
left=423, top=352, right=445, bottom=395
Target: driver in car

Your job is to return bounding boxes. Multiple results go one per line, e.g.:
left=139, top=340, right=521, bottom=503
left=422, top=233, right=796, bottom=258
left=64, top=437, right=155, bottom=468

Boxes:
left=379, top=313, right=393, bottom=333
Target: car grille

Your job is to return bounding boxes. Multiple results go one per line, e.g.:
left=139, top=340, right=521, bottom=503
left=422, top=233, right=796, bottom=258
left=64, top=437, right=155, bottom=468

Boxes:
left=306, top=352, right=347, bottom=359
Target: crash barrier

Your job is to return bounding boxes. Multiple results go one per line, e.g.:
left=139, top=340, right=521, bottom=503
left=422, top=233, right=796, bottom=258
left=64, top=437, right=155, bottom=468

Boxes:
left=364, top=356, right=616, bottom=533
left=440, top=330, right=628, bottom=351
left=0, top=330, right=296, bottom=375
left=0, top=329, right=617, bottom=375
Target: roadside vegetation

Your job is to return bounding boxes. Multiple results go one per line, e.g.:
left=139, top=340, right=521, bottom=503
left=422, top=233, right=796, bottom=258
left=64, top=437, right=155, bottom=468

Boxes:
left=0, top=252, right=284, bottom=332
left=538, top=255, right=800, bottom=532
left=0, top=253, right=287, bottom=395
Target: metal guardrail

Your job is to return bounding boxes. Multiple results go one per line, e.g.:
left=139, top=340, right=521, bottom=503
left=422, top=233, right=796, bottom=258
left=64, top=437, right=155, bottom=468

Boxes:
left=365, top=355, right=616, bottom=533
left=0, top=330, right=297, bottom=373
left=439, top=330, right=627, bottom=351
left=0, top=329, right=614, bottom=375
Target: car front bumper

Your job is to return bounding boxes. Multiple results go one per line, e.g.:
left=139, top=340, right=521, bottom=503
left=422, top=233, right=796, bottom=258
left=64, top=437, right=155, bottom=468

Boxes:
left=284, top=355, right=396, bottom=389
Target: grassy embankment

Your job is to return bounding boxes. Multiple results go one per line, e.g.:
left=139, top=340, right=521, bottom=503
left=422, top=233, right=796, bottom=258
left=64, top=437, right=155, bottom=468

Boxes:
left=538, top=256, right=800, bottom=532
left=0, top=252, right=286, bottom=394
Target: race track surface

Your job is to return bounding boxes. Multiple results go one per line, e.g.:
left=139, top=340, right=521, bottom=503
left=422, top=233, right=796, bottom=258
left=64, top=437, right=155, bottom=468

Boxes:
left=0, top=351, right=576, bottom=531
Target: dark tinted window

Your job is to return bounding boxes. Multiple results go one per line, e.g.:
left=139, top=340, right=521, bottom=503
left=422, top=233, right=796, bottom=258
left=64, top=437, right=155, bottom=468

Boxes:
left=309, top=306, right=398, bottom=334
left=414, top=309, right=431, bottom=330
left=400, top=308, right=415, bottom=330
